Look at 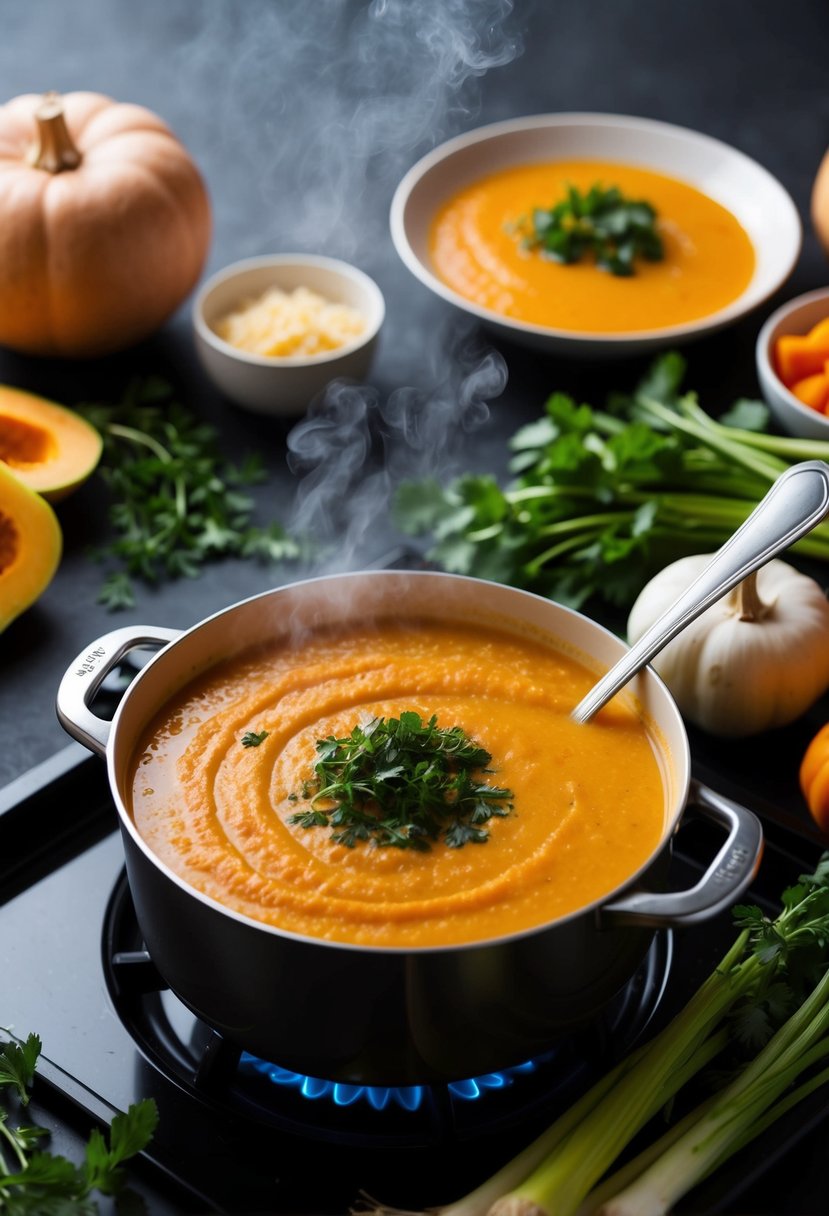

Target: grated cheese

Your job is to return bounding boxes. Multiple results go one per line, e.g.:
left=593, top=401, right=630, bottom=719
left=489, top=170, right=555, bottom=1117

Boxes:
left=215, top=285, right=366, bottom=358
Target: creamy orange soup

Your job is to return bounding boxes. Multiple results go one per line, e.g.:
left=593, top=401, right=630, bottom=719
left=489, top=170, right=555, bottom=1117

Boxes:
left=130, top=619, right=666, bottom=948
left=430, top=159, right=755, bottom=332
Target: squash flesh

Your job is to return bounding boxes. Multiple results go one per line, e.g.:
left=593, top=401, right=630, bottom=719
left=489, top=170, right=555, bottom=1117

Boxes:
left=0, top=462, right=62, bottom=631
left=0, top=384, right=102, bottom=501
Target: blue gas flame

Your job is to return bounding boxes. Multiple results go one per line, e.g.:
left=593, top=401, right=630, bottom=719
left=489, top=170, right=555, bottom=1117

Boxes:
left=239, top=1053, right=540, bottom=1110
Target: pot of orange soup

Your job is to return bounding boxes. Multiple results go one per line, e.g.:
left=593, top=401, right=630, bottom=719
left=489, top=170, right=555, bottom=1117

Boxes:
left=57, top=572, right=762, bottom=1085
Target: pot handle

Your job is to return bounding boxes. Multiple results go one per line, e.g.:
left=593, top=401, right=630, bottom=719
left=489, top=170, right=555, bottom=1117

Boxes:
left=598, top=779, right=763, bottom=929
left=56, top=626, right=182, bottom=758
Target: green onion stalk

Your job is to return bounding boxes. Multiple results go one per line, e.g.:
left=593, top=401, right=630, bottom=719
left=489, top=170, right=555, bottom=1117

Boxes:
left=587, top=964, right=829, bottom=1215
left=352, top=1033, right=727, bottom=1216
left=353, top=857, right=829, bottom=1216
left=485, top=941, right=762, bottom=1216
left=353, top=934, right=755, bottom=1216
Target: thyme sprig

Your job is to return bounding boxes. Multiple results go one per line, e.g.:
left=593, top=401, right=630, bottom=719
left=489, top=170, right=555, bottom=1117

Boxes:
left=287, top=711, right=513, bottom=850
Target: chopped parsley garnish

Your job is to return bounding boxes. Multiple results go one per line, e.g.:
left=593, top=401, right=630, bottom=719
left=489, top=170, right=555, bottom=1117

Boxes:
left=241, top=730, right=270, bottom=748
left=287, top=711, right=513, bottom=850
left=512, top=183, right=663, bottom=276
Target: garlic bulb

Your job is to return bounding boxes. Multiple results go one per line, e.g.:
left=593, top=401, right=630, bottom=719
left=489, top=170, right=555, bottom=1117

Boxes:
left=627, top=556, right=829, bottom=737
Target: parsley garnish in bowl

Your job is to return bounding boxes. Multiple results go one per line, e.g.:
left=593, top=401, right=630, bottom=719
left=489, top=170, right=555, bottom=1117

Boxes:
left=512, top=183, right=664, bottom=276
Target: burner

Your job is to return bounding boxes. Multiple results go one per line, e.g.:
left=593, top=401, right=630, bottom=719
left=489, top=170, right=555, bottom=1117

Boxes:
left=238, top=1051, right=541, bottom=1110
left=103, top=870, right=673, bottom=1147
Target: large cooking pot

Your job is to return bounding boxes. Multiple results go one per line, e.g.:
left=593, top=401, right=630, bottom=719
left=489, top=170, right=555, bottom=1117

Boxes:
left=57, top=571, right=762, bottom=1085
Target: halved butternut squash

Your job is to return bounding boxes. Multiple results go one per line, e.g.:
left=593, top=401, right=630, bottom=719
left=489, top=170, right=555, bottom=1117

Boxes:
left=0, top=462, right=62, bottom=632
left=0, top=385, right=102, bottom=501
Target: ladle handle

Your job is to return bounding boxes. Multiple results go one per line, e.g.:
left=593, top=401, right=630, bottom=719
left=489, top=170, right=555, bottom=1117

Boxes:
left=571, top=460, right=829, bottom=724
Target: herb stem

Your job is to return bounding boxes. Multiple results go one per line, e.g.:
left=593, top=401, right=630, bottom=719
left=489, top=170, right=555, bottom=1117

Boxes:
left=106, top=421, right=189, bottom=526
left=524, top=529, right=605, bottom=575
left=638, top=396, right=786, bottom=482
left=0, top=1120, right=26, bottom=1171
left=105, top=421, right=171, bottom=464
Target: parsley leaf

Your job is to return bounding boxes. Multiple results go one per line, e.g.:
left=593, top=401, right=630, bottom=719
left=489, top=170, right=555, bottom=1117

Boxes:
left=512, top=183, right=664, bottom=276
left=241, top=730, right=270, bottom=748
left=0, top=1034, right=41, bottom=1105
left=83, top=1100, right=159, bottom=1196
left=1, top=1029, right=157, bottom=1213
left=77, top=379, right=302, bottom=609
left=287, top=712, right=513, bottom=850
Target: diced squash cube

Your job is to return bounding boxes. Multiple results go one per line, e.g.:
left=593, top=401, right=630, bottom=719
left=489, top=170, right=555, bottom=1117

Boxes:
left=776, top=335, right=829, bottom=383
left=790, top=371, right=829, bottom=411
left=774, top=314, right=829, bottom=386
left=809, top=317, right=829, bottom=343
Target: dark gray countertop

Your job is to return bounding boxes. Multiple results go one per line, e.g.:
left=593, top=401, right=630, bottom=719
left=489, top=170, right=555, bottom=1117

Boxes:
left=2, top=4, right=829, bottom=1211
left=2, top=0, right=828, bottom=784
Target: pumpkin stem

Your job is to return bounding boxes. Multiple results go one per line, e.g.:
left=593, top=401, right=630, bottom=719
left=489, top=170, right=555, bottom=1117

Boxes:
left=735, top=570, right=768, bottom=622
left=28, top=92, right=82, bottom=173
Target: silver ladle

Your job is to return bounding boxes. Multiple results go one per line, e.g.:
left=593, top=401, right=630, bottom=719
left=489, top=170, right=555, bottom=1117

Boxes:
left=571, top=460, right=829, bottom=725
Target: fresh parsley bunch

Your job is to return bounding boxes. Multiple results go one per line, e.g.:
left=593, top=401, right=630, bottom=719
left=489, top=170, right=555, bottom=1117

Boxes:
left=79, top=377, right=302, bottom=610
left=395, top=353, right=829, bottom=611
left=0, top=1029, right=157, bottom=1213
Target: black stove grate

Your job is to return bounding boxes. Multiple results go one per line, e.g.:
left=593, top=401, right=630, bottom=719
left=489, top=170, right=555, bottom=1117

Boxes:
left=4, top=742, right=829, bottom=1213
left=102, top=868, right=673, bottom=1146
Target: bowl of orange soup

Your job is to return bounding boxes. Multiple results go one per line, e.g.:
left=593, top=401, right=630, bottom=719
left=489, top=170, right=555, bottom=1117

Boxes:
left=391, top=114, right=801, bottom=356
left=56, top=572, right=761, bottom=1084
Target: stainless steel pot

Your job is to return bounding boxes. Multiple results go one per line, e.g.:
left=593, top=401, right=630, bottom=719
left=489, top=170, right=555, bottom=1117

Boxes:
left=57, top=571, right=762, bottom=1085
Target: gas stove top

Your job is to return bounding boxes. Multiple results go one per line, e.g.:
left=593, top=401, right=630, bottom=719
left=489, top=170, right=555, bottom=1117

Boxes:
left=2, top=737, right=829, bottom=1215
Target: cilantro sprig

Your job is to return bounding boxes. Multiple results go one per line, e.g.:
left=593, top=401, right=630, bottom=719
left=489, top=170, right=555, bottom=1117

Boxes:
left=287, top=711, right=513, bottom=850
left=512, top=183, right=663, bottom=276
left=0, top=1029, right=157, bottom=1213
left=79, top=377, right=303, bottom=610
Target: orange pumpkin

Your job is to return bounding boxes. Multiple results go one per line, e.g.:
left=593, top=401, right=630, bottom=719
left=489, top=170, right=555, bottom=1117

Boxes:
left=812, top=147, right=829, bottom=259
left=799, top=722, right=829, bottom=832
left=0, top=91, right=211, bottom=357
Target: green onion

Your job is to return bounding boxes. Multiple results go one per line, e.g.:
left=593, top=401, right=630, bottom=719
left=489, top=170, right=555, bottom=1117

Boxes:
left=591, top=967, right=829, bottom=1216
left=354, top=854, right=829, bottom=1216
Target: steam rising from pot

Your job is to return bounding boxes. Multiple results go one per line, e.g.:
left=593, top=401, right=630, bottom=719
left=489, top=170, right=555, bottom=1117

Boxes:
left=253, top=0, right=524, bottom=572
left=287, top=324, right=508, bottom=570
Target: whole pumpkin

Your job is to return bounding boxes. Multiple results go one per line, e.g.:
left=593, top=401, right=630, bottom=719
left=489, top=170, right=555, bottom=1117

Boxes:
left=812, top=146, right=829, bottom=258
left=0, top=91, right=211, bottom=357
left=800, top=723, right=829, bottom=834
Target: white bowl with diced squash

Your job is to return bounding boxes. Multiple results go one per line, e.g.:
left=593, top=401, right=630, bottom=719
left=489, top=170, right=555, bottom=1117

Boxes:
left=193, top=254, right=385, bottom=415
